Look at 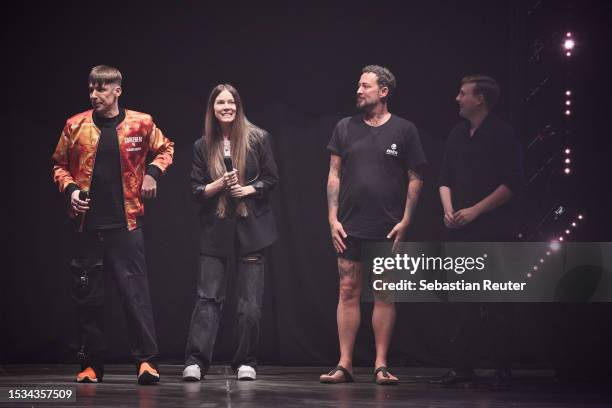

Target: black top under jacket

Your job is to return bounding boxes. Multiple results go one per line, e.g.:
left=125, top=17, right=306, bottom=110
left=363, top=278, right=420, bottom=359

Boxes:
left=327, top=114, right=427, bottom=240
left=86, top=109, right=127, bottom=230
left=84, top=108, right=161, bottom=230
left=439, top=113, right=525, bottom=241
left=191, top=130, right=279, bottom=256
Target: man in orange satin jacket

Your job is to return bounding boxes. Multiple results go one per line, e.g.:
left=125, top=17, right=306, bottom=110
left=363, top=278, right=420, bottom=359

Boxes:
left=51, top=65, right=174, bottom=385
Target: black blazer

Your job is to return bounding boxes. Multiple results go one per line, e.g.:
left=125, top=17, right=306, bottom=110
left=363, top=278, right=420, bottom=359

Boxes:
left=191, top=130, right=279, bottom=256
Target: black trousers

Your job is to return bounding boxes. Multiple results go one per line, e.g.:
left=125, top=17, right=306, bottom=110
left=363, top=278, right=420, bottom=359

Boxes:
left=70, top=227, right=158, bottom=371
left=184, top=252, right=265, bottom=372
left=445, top=227, right=515, bottom=371
left=453, top=303, right=513, bottom=371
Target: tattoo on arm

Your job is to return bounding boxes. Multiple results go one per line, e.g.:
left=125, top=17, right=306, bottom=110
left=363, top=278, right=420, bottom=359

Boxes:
left=404, top=169, right=423, bottom=220
left=327, top=156, right=341, bottom=210
left=408, top=169, right=422, bottom=183
left=327, top=184, right=339, bottom=208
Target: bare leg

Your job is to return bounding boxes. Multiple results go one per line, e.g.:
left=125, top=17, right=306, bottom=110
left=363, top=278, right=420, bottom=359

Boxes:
left=372, top=297, right=398, bottom=382
left=321, top=258, right=362, bottom=381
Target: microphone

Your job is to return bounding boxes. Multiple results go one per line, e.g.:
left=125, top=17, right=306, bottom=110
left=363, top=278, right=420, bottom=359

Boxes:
left=223, top=155, right=237, bottom=203
left=76, top=190, right=89, bottom=226
left=223, top=155, right=233, bottom=173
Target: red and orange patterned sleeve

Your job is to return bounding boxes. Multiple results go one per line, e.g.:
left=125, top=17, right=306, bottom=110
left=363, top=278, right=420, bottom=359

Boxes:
left=147, top=121, right=174, bottom=174
left=51, top=121, right=76, bottom=193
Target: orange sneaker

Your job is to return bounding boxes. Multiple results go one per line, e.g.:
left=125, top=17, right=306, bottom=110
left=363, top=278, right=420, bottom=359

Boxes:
left=137, top=362, right=160, bottom=385
left=75, top=367, right=100, bottom=383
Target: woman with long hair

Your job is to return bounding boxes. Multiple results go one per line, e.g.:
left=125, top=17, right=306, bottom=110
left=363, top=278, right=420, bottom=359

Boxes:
left=183, top=84, right=278, bottom=381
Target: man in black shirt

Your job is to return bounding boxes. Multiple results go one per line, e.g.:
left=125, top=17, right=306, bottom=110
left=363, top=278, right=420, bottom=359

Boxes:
left=320, top=65, right=426, bottom=385
left=439, top=75, right=523, bottom=241
left=431, top=75, right=524, bottom=390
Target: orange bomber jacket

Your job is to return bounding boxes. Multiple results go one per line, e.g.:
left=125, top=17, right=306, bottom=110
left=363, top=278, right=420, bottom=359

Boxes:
left=51, top=109, right=174, bottom=231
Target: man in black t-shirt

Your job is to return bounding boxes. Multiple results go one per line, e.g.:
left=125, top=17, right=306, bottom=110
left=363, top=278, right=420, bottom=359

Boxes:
left=430, top=75, right=524, bottom=390
left=320, top=65, right=426, bottom=385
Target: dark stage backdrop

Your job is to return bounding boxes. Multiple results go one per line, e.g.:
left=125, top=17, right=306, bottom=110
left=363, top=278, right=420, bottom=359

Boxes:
left=4, top=1, right=612, bottom=373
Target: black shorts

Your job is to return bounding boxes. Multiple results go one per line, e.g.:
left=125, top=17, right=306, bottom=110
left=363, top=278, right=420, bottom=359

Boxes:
left=338, top=236, right=388, bottom=262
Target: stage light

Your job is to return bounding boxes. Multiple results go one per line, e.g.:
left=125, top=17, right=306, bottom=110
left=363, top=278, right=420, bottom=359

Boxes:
left=546, top=251, right=551, bottom=256
left=578, top=214, right=583, bottom=220
left=566, top=52, right=572, bottom=57
left=565, top=158, right=571, bottom=164
left=527, top=272, right=532, bottom=278
left=565, top=229, right=571, bottom=234
left=559, top=236, right=564, bottom=241
left=564, top=167, right=571, bottom=174
left=564, top=39, right=575, bottom=50
left=550, top=242, right=561, bottom=251
left=566, top=32, right=572, bottom=37
left=564, top=148, right=571, bottom=154
left=565, top=109, right=571, bottom=116
left=571, top=222, right=577, bottom=227
left=533, top=265, right=539, bottom=271
left=565, top=100, right=571, bottom=106
left=565, top=90, right=572, bottom=96
left=540, top=258, right=545, bottom=263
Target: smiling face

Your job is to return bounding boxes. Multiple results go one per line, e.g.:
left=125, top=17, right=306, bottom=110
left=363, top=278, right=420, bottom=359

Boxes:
left=356, top=72, right=388, bottom=110
left=214, top=90, right=237, bottom=124
left=89, top=82, right=121, bottom=115
left=456, top=82, right=484, bottom=119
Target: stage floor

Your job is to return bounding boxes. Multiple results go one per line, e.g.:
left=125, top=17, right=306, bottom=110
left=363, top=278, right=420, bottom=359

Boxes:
left=1, top=365, right=611, bottom=407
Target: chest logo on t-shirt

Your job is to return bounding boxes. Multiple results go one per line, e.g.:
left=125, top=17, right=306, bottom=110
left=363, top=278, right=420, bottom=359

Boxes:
left=385, top=143, right=398, bottom=157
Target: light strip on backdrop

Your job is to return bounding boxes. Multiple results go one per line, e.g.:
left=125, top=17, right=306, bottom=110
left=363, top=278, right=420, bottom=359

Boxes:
left=526, top=213, right=585, bottom=279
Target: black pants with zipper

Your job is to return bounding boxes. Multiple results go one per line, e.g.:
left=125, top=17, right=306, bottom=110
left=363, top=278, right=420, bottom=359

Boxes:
left=70, top=227, right=158, bottom=375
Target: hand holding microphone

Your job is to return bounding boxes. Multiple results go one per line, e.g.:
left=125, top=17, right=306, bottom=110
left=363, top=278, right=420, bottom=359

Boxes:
left=223, top=171, right=238, bottom=188
left=222, top=155, right=238, bottom=188
left=71, top=190, right=90, bottom=213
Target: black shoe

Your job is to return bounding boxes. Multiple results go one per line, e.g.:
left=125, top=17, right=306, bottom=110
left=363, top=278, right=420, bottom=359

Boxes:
left=429, top=369, right=475, bottom=385
left=488, top=369, right=512, bottom=391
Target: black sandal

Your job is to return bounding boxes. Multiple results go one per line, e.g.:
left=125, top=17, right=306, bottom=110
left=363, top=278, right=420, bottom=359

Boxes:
left=373, top=366, right=399, bottom=385
left=320, top=365, right=354, bottom=383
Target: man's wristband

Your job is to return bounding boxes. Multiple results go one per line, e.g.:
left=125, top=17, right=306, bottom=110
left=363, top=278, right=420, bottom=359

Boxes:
left=145, top=165, right=162, bottom=181
left=65, top=183, right=79, bottom=200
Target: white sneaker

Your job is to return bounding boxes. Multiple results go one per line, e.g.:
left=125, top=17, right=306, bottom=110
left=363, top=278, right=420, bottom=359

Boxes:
left=182, top=364, right=201, bottom=381
left=237, top=365, right=256, bottom=381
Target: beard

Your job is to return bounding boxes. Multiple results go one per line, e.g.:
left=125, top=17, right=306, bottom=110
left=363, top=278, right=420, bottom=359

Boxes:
left=356, top=97, right=373, bottom=111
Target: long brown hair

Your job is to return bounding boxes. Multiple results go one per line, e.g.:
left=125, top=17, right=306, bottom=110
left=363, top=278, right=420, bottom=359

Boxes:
left=202, top=84, right=261, bottom=217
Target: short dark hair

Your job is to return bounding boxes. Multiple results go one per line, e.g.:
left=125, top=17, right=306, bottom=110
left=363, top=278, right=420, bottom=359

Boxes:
left=89, top=65, right=122, bottom=87
left=362, top=65, right=396, bottom=99
left=461, top=75, right=500, bottom=109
